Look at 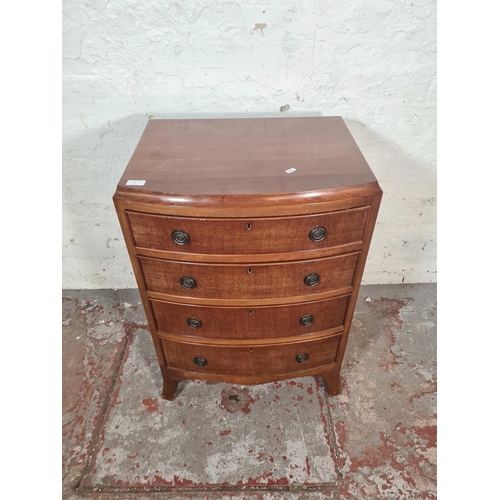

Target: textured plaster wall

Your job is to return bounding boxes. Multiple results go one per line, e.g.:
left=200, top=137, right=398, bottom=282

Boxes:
left=62, top=0, right=436, bottom=289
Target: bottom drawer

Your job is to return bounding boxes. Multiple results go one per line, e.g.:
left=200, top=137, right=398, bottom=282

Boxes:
left=161, top=334, right=341, bottom=376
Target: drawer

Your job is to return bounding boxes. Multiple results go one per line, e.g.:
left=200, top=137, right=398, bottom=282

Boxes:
left=128, top=207, right=369, bottom=255
left=161, top=333, right=341, bottom=376
left=151, top=295, right=350, bottom=339
left=140, top=252, right=359, bottom=300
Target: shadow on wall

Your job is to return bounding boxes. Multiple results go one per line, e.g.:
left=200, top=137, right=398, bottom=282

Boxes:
left=344, top=119, right=436, bottom=285
left=63, top=114, right=149, bottom=289
left=62, top=112, right=435, bottom=289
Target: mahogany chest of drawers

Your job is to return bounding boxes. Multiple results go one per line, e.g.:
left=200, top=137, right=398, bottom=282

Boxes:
left=113, top=117, right=382, bottom=400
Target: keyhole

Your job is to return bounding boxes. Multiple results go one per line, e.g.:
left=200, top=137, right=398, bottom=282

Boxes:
left=228, top=394, right=240, bottom=402
left=247, top=223, right=252, bottom=230
left=248, top=310, right=253, bottom=315
left=249, top=348, right=253, bottom=352
left=247, top=268, right=252, bottom=274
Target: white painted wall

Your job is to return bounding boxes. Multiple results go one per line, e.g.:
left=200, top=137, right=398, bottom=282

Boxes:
left=62, top=0, right=436, bottom=288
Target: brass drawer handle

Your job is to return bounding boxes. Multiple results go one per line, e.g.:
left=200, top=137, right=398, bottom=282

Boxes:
left=309, top=226, right=327, bottom=242
left=187, top=317, right=202, bottom=329
left=193, top=356, right=207, bottom=366
left=296, top=353, right=309, bottom=363
left=172, top=230, right=190, bottom=245
left=304, top=273, right=320, bottom=287
left=180, top=276, right=197, bottom=290
left=300, top=314, right=314, bottom=327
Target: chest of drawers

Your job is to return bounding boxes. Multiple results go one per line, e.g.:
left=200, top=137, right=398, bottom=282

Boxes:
left=113, top=117, right=382, bottom=400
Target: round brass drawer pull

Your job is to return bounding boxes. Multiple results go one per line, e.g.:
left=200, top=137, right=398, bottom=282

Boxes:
left=194, top=356, right=207, bottom=366
left=300, top=314, right=314, bottom=327
left=187, top=317, right=202, bottom=329
left=180, top=276, right=197, bottom=290
left=309, top=226, right=327, bottom=242
left=304, top=273, right=320, bottom=287
left=296, top=353, right=309, bottom=363
left=172, top=230, right=190, bottom=245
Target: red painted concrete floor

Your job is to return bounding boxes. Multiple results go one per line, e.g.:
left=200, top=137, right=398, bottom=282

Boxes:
left=62, top=284, right=436, bottom=500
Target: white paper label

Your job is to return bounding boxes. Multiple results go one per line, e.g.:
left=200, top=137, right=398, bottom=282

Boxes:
left=285, top=168, right=297, bottom=174
left=126, top=180, right=146, bottom=186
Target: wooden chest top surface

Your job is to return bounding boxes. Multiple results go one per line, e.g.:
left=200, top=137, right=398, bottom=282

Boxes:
left=117, top=117, right=378, bottom=198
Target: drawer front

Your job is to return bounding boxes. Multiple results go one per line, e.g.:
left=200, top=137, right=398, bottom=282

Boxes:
left=151, top=295, right=350, bottom=339
left=128, top=207, right=369, bottom=255
left=161, top=334, right=341, bottom=376
left=140, top=252, right=359, bottom=300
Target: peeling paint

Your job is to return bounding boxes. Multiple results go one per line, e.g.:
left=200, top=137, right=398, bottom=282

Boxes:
left=331, top=284, right=437, bottom=499
left=62, top=285, right=436, bottom=498
left=219, top=386, right=256, bottom=414
left=141, top=398, right=159, bottom=413
left=252, top=22, right=267, bottom=34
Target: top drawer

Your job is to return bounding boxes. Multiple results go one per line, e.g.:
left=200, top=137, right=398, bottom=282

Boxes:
left=127, top=207, right=370, bottom=256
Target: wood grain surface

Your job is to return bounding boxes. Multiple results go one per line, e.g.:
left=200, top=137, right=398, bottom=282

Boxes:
left=127, top=206, right=369, bottom=255
left=161, top=332, right=341, bottom=376
left=151, top=294, right=350, bottom=340
left=117, top=117, right=377, bottom=196
left=139, top=252, right=359, bottom=300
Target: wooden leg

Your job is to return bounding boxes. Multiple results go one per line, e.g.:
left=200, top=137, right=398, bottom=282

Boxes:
left=321, top=366, right=341, bottom=397
left=161, top=372, right=180, bottom=401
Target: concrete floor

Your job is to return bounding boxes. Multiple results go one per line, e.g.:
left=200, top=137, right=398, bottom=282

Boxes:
left=62, top=284, right=436, bottom=500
